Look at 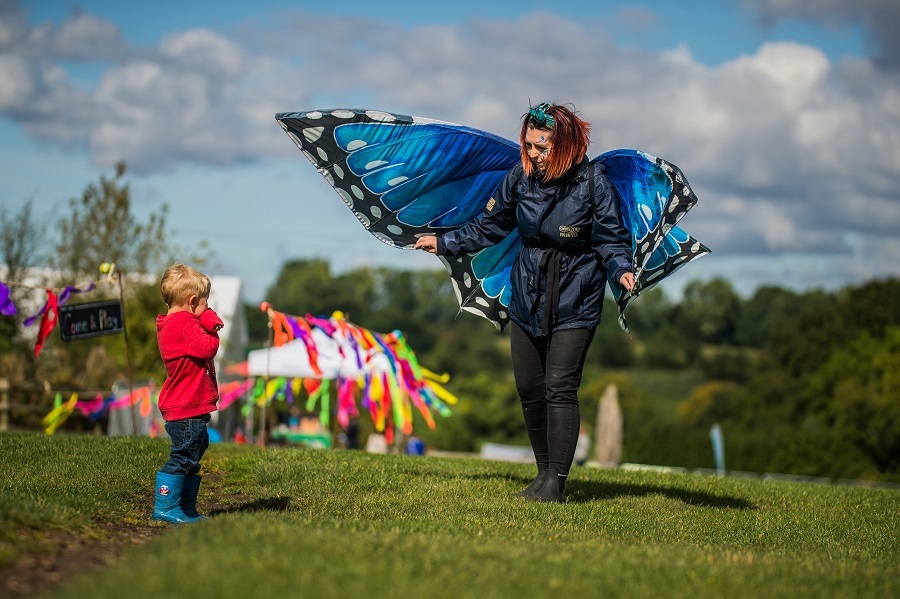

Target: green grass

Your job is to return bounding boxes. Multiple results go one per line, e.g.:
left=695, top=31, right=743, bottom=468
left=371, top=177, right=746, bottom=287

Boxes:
left=2, top=431, right=898, bottom=598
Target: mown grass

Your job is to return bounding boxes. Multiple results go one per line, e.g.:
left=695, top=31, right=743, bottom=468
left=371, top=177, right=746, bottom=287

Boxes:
left=1, top=431, right=898, bottom=599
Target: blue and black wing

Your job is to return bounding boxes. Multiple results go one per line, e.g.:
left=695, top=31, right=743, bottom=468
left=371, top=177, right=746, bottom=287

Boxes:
left=276, top=109, right=521, bottom=330
left=595, top=150, right=710, bottom=331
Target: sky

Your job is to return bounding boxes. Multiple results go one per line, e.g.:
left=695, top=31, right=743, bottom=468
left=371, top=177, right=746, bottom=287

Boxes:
left=1, top=0, right=899, bottom=304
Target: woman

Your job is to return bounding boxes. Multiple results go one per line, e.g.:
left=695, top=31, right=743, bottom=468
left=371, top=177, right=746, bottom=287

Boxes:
left=415, top=102, right=635, bottom=503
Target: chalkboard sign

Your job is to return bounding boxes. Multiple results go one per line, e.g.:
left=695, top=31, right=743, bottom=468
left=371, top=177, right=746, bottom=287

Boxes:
left=59, top=300, right=125, bottom=341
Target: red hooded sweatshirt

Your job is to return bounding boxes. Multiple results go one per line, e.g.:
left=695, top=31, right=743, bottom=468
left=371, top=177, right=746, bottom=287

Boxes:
left=156, top=309, right=224, bottom=421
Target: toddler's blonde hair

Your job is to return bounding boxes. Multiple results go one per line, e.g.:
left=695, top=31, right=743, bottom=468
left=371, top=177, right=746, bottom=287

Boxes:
left=160, top=263, right=211, bottom=307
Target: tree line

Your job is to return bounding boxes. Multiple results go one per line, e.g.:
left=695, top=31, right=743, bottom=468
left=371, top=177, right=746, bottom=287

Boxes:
left=2, top=163, right=897, bottom=481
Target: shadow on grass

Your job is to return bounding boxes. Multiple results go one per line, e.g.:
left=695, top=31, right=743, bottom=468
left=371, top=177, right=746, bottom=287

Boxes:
left=209, top=496, right=292, bottom=515
left=570, top=480, right=754, bottom=509
left=385, top=464, right=753, bottom=509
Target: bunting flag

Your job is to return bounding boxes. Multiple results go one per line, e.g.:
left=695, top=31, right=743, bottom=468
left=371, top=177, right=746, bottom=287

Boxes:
left=0, top=281, right=16, bottom=316
left=19, top=282, right=99, bottom=357
left=36, top=304, right=458, bottom=442
left=1, top=273, right=109, bottom=357
left=26, top=289, right=59, bottom=357
left=42, top=393, right=79, bottom=434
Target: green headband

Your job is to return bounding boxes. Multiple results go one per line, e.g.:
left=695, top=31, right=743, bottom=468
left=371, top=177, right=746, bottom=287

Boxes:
left=528, top=102, right=555, bottom=129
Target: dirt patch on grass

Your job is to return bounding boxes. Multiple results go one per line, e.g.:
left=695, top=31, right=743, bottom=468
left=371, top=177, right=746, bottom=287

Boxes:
left=0, top=471, right=252, bottom=598
left=0, top=521, right=164, bottom=598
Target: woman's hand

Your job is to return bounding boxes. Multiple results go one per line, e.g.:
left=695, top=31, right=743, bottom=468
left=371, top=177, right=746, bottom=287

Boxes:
left=619, top=271, right=635, bottom=292
left=415, top=235, right=438, bottom=254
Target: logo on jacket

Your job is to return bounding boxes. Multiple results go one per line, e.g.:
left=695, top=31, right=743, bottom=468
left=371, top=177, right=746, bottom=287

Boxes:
left=158, top=484, right=171, bottom=496
left=486, top=198, right=496, bottom=212
left=559, top=225, right=581, bottom=238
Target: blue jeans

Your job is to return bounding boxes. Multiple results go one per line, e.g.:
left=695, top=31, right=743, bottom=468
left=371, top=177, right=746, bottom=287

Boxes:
left=160, top=414, right=211, bottom=476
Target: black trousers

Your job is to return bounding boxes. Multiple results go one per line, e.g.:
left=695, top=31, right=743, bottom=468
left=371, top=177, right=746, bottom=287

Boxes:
left=510, top=322, right=595, bottom=478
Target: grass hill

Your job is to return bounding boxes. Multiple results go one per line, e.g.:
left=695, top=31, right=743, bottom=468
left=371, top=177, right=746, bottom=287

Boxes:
left=1, top=432, right=897, bottom=599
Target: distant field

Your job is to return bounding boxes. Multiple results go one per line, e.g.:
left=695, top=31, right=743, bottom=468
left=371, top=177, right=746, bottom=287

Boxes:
left=583, top=367, right=706, bottom=421
left=2, top=432, right=898, bottom=599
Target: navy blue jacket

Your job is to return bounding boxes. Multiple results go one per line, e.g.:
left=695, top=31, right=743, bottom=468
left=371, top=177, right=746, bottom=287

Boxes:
left=437, top=158, right=632, bottom=336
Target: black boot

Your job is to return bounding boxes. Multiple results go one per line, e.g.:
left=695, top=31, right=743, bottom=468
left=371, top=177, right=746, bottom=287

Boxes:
left=523, top=469, right=565, bottom=503
left=515, top=464, right=547, bottom=498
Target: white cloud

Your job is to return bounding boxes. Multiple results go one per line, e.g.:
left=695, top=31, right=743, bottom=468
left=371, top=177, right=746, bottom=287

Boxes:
left=1, top=4, right=898, bottom=294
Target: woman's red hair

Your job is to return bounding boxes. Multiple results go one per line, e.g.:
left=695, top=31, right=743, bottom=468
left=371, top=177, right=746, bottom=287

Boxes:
left=519, top=103, right=591, bottom=181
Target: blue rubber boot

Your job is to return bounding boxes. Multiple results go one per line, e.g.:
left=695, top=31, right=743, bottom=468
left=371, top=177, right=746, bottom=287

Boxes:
left=152, top=472, right=197, bottom=524
left=181, top=474, right=207, bottom=521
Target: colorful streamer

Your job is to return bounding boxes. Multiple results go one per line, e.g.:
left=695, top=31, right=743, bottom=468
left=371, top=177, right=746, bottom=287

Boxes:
left=253, top=305, right=459, bottom=441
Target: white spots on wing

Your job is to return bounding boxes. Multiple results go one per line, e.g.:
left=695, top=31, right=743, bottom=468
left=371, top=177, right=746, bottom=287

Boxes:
left=640, top=241, right=650, bottom=254
left=302, top=127, right=324, bottom=143
left=350, top=185, right=364, bottom=200
left=662, top=224, right=672, bottom=236
left=347, top=140, right=367, bottom=151
left=370, top=206, right=383, bottom=219
left=306, top=111, right=323, bottom=120
left=668, top=196, right=680, bottom=213
left=278, top=121, right=288, bottom=130
left=498, top=310, right=507, bottom=320
left=463, top=272, right=472, bottom=288
left=365, top=160, right=388, bottom=170
left=691, top=242, right=702, bottom=253
left=366, top=110, right=396, bottom=122
left=641, top=205, right=653, bottom=220
left=323, top=171, right=334, bottom=186
left=302, top=150, right=317, bottom=164
left=317, top=147, right=328, bottom=161
left=387, top=225, right=403, bottom=236
left=332, top=164, right=344, bottom=179
left=336, top=188, right=353, bottom=207
left=287, top=131, right=302, bottom=147
left=683, top=186, right=691, bottom=196
left=475, top=297, right=490, bottom=308
left=388, top=176, right=409, bottom=186
left=332, top=110, right=355, bottom=119
left=355, top=212, right=371, bottom=227
left=646, top=269, right=665, bottom=281
left=373, top=232, right=393, bottom=244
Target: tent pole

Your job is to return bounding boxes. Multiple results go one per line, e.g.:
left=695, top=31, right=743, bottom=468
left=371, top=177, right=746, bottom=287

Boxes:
left=259, top=313, right=273, bottom=448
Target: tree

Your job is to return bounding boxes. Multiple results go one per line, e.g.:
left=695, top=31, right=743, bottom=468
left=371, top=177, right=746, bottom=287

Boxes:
left=35, top=161, right=204, bottom=392
left=679, top=277, right=741, bottom=344
left=51, top=161, right=170, bottom=278
left=806, top=327, right=900, bottom=475
left=735, top=286, right=832, bottom=347
left=0, top=198, right=46, bottom=375
left=263, top=259, right=376, bottom=324
left=1, top=198, right=45, bottom=289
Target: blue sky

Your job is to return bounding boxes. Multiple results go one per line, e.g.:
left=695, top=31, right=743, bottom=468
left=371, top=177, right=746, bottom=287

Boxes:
left=2, top=0, right=898, bottom=304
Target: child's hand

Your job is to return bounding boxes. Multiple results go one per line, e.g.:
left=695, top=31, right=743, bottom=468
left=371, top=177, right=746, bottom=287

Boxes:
left=199, top=308, right=225, bottom=333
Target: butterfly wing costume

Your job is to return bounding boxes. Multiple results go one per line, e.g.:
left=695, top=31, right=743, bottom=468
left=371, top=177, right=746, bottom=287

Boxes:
left=276, top=109, right=709, bottom=332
